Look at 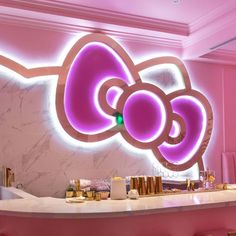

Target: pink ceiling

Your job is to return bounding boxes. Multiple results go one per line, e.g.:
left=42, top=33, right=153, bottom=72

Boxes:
left=67, top=0, right=227, bottom=24
left=1, top=0, right=236, bottom=64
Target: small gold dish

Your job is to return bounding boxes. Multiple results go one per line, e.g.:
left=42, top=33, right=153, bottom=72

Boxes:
left=66, top=196, right=85, bottom=203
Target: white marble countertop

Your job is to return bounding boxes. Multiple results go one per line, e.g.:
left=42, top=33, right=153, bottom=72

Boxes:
left=1, top=188, right=236, bottom=218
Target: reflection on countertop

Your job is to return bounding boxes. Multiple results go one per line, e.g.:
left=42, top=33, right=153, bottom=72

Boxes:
left=0, top=187, right=236, bottom=219
left=0, top=186, right=37, bottom=200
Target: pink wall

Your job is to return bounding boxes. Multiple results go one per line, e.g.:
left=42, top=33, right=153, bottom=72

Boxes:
left=186, top=61, right=236, bottom=179
left=0, top=22, right=236, bottom=196
left=185, top=61, right=224, bottom=179
left=223, top=66, right=236, bottom=151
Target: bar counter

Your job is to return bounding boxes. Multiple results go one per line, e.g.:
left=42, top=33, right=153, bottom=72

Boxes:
left=0, top=188, right=236, bottom=218
left=1, top=187, right=236, bottom=236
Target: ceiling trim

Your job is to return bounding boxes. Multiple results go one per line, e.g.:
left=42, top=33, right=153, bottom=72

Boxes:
left=182, top=5, right=236, bottom=60
left=2, top=0, right=236, bottom=64
left=0, top=12, right=183, bottom=49
left=189, top=2, right=236, bottom=34
left=0, top=0, right=189, bottom=36
left=184, top=10, right=236, bottom=49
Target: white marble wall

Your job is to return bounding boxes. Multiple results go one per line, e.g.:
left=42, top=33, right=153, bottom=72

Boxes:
left=0, top=67, right=197, bottom=197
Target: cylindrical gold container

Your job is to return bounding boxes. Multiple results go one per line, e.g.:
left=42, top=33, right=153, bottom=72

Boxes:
left=146, top=176, right=155, bottom=195
left=155, top=176, right=163, bottom=193
left=130, top=177, right=139, bottom=190
left=138, top=176, right=146, bottom=195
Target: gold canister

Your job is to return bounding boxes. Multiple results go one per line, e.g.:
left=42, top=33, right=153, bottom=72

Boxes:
left=130, top=177, right=139, bottom=190
left=138, top=176, right=146, bottom=195
left=146, top=176, right=155, bottom=195
left=155, top=176, right=163, bottom=193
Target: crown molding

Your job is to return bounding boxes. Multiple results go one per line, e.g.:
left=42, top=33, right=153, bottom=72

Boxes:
left=183, top=17, right=236, bottom=60
left=184, top=3, right=236, bottom=49
left=3, top=0, right=236, bottom=65
left=0, top=11, right=183, bottom=50
left=182, top=3, right=236, bottom=61
left=0, top=0, right=189, bottom=37
left=189, top=2, right=236, bottom=34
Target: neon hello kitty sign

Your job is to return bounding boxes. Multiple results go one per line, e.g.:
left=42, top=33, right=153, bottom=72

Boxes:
left=0, top=33, right=213, bottom=171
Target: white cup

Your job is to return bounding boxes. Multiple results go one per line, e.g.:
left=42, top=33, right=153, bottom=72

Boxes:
left=110, top=178, right=127, bottom=200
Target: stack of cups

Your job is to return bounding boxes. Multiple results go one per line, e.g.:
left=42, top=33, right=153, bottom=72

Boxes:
left=130, top=176, right=163, bottom=195
left=155, top=176, right=163, bottom=193
left=146, top=176, right=155, bottom=195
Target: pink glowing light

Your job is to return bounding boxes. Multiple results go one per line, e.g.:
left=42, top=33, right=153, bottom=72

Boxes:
left=123, top=90, right=166, bottom=143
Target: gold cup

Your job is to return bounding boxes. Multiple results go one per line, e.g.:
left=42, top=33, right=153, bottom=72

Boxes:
left=75, top=190, right=84, bottom=197
left=66, top=191, right=74, bottom=198
left=138, top=176, right=146, bottom=195
left=146, top=176, right=155, bottom=195
left=95, top=192, right=101, bottom=201
left=155, top=176, right=163, bottom=193
left=86, top=191, right=94, bottom=200
left=130, top=177, right=139, bottom=190
left=100, top=191, right=110, bottom=200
